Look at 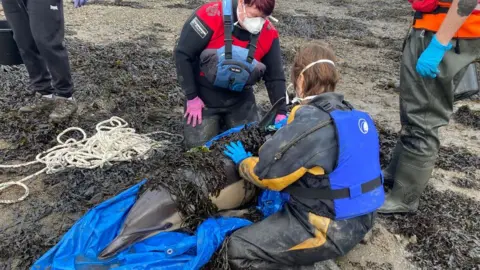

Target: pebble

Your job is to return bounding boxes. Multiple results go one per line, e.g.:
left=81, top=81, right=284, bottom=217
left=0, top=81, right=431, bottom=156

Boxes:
left=0, top=139, right=12, bottom=150
left=394, top=234, right=402, bottom=242
left=409, top=235, right=418, bottom=244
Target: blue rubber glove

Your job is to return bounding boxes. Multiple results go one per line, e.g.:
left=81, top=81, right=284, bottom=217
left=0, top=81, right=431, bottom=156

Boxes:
left=416, top=35, right=452, bottom=78
left=73, top=0, right=87, bottom=8
left=223, top=141, right=252, bottom=165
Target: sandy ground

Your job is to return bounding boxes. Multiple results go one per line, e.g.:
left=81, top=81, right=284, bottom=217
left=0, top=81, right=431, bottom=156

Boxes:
left=0, top=0, right=479, bottom=269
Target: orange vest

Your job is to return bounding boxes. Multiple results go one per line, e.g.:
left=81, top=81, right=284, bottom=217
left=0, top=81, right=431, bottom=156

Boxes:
left=413, top=0, right=480, bottom=38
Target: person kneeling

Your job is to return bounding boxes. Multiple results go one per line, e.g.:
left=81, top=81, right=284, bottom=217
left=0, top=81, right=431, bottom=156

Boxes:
left=223, top=42, right=385, bottom=269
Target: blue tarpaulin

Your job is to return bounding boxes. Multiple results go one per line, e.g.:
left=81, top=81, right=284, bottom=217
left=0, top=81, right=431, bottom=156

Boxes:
left=32, top=180, right=252, bottom=270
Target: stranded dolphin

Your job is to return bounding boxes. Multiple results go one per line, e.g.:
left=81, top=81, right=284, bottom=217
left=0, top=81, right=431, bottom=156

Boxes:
left=98, top=186, right=183, bottom=259
left=98, top=157, right=256, bottom=259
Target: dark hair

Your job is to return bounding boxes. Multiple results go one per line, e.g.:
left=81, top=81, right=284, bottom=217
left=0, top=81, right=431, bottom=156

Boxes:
left=291, top=42, right=339, bottom=96
left=244, top=0, right=275, bottom=16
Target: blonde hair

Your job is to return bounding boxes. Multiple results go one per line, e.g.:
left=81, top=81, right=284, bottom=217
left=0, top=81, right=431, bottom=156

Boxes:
left=291, top=42, right=339, bottom=96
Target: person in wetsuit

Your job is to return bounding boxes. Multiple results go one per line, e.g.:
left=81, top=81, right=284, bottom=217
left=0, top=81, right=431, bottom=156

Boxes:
left=223, top=42, right=385, bottom=269
left=174, top=0, right=287, bottom=148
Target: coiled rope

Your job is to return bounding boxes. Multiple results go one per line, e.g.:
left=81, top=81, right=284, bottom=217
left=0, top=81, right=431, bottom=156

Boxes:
left=0, top=116, right=183, bottom=204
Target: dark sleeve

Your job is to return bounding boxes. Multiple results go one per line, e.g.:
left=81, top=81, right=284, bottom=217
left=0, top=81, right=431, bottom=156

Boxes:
left=239, top=105, right=337, bottom=191
left=261, top=38, right=287, bottom=114
left=174, top=11, right=214, bottom=100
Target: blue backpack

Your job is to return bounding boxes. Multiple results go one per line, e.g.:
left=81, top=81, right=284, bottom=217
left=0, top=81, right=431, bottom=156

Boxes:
left=200, top=0, right=265, bottom=92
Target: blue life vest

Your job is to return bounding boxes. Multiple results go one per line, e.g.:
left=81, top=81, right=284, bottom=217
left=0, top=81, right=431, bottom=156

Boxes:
left=210, top=0, right=263, bottom=92
left=285, top=103, right=385, bottom=220
left=327, top=108, right=385, bottom=219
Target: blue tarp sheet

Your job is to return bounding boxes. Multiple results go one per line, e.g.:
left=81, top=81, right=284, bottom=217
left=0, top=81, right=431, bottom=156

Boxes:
left=32, top=180, right=252, bottom=270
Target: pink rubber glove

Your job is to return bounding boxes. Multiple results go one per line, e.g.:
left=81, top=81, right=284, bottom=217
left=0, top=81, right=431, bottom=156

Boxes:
left=274, top=114, right=287, bottom=124
left=184, top=97, right=205, bottom=127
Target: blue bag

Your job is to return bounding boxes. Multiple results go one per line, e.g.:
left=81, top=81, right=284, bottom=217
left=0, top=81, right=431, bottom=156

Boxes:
left=204, top=0, right=264, bottom=92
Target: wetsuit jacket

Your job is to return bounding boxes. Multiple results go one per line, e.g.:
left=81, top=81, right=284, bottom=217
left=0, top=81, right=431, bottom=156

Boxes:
left=239, top=93, right=351, bottom=219
left=174, top=0, right=287, bottom=114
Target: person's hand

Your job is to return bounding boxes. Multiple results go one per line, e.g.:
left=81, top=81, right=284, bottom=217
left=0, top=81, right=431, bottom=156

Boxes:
left=223, top=141, right=252, bottom=165
left=184, top=97, right=205, bottom=127
left=73, top=0, right=88, bottom=8
left=274, top=114, right=286, bottom=124
left=416, top=35, right=452, bottom=78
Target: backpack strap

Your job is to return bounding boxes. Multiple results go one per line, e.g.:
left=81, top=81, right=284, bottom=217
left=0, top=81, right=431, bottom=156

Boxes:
left=246, top=34, right=259, bottom=63
left=222, top=0, right=234, bottom=59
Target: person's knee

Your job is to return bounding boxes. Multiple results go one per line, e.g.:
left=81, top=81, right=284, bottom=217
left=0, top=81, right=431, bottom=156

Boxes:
left=183, top=132, right=203, bottom=149
left=185, top=116, right=223, bottom=148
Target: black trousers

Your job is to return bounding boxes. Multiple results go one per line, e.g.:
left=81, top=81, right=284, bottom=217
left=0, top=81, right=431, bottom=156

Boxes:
left=227, top=204, right=374, bottom=269
left=3, top=0, right=73, bottom=97
left=183, top=92, right=260, bottom=149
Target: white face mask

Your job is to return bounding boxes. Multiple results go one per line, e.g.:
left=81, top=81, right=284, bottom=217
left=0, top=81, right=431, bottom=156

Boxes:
left=285, top=59, right=336, bottom=104
left=237, top=3, right=265, bottom=34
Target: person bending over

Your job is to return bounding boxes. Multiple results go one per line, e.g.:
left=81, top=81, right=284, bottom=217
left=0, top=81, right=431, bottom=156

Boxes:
left=174, top=0, right=287, bottom=148
left=223, top=42, right=385, bottom=269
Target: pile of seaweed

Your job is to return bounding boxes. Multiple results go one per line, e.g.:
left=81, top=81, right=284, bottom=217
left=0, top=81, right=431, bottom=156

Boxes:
left=452, top=105, right=480, bottom=130
left=377, top=124, right=480, bottom=269
left=384, top=187, right=480, bottom=269
left=142, top=124, right=268, bottom=230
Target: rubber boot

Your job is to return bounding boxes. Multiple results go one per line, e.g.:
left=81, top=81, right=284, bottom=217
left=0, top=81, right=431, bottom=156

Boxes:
left=377, top=149, right=435, bottom=214
left=382, top=142, right=402, bottom=189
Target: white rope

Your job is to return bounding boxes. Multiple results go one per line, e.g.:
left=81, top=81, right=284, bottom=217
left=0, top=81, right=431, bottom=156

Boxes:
left=0, top=116, right=183, bottom=204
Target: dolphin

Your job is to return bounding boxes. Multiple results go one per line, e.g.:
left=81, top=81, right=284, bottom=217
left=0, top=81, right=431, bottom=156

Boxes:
left=98, top=157, right=256, bottom=259
left=98, top=186, right=183, bottom=259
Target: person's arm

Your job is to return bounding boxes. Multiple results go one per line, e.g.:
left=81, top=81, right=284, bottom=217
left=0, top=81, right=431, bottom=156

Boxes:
left=415, top=0, right=478, bottom=78
left=262, top=38, right=287, bottom=115
left=174, top=9, right=214, bottom=100
left=233, top=106, right=334, bottom=191
left=436, top=0, right=478, bottom=44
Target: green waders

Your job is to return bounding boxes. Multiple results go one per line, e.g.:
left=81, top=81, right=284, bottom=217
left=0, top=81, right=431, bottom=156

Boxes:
left=379, top=29, right=480, bottom=214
